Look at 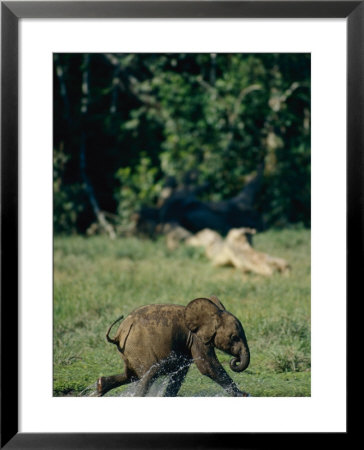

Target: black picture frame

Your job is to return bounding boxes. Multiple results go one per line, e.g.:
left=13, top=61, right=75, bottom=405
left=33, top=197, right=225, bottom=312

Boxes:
left=1, top=1, right=357, bottom=448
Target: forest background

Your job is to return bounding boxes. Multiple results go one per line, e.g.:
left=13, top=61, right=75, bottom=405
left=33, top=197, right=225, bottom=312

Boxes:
left=53, top=53, right=310, bottom=234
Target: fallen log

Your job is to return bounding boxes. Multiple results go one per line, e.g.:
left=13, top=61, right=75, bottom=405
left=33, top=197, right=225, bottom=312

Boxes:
left=186, top=227, right=290, bottom=276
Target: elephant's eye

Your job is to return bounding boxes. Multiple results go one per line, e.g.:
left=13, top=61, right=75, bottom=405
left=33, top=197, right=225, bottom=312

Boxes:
left=231, top=335, right=239, bottom=342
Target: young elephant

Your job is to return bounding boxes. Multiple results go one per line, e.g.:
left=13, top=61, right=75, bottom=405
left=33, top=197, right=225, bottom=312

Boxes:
left=97, top=296, right=250, bottom=397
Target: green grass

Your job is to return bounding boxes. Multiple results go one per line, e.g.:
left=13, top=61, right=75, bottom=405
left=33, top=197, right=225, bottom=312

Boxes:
left=53, top=228, right=311, bottom=397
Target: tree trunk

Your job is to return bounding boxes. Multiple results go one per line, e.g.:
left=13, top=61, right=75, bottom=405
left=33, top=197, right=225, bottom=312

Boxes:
left=80, top=55, right=116, bottom=239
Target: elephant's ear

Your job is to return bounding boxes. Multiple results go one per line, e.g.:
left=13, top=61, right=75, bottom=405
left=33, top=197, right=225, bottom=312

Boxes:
left=184, top=298, right=222, bottom=344
left=208, top=295, right=226, bottom=311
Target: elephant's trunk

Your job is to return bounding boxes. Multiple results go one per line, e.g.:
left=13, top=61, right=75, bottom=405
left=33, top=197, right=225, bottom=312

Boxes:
left=229, top=346, right=250, bottom=373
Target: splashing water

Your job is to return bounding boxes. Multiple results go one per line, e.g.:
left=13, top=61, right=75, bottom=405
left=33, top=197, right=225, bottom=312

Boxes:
left=79, top=382, right=99, bottom=397
left=117, top=359, right=193, bottom=397
left=77, top=356, right=250, bottom=397
left=116, top=382, right=139, bottom=397
left=146, top=377, right=170, bottom=397
left=117, top=377, right=169, bottom=397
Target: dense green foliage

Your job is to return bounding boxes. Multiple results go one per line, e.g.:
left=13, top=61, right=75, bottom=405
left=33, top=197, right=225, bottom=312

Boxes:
left=53, top=229, right=310, bottom=397
left=54, top=53, right=310, bottom=233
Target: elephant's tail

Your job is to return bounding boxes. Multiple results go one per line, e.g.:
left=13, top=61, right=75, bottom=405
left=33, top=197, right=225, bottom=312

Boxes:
left=106, top=315, right=124, bottom=345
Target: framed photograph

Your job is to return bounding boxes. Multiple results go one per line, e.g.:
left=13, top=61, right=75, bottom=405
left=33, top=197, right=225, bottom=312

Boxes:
left=2, top=1, right=356, bottom=448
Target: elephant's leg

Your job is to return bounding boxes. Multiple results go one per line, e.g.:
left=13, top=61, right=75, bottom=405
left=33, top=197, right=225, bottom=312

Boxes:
left=192, top=343, right=248, bottom=397
left=133, top=364, right=162, bottom=397
left=97, top=369, right=136, bottom=396
left=164, top=364, right=190, bottom=397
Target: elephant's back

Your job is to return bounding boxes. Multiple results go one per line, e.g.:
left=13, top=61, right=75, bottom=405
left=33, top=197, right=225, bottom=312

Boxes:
left=131, top=303, right=185, bottom=327
left=126, top=304, right=187, bottom=341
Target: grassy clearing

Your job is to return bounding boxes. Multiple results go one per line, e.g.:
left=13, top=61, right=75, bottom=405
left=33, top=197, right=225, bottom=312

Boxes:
left=53, top=228, right=310, bottom=397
